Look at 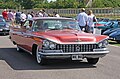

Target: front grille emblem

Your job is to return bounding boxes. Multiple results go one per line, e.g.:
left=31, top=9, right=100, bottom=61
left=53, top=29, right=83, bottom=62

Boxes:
left=75, top=46, right=80, bottom=51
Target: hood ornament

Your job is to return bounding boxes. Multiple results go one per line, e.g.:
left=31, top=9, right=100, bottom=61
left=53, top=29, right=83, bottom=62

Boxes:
left=75, top=39, right=81, bottom=42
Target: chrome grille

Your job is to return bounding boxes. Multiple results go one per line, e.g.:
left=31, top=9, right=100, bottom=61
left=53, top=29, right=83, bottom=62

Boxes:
left=55, top=44, right=98, bottom=52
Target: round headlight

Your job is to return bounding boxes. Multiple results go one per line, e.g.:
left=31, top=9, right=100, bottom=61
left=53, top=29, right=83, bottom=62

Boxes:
left=49, top=42, right=56, bottom=49
left=98, top=40, right=109, bottom=48
left=103, top=40, right=109, bottom=47
left=0, top=29, right=3, bottom=31
left=43, top=40, right=50, bottom=48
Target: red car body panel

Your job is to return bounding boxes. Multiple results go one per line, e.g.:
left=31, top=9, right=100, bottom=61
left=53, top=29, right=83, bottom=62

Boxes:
left=33, top=30, right=108, bottom=43
left=95, top=23, right=104, bottom=27
left=10, top=27, right=108, bottom=50
left=9, top=17, right=109, bottom=64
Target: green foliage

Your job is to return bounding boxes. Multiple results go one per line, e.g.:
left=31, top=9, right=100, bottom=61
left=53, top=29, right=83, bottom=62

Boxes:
left=1, top=0, right=120, bottom=9
left=0, top=1, right=18, bottom=9
left=92, top=0, right=120, bottom=8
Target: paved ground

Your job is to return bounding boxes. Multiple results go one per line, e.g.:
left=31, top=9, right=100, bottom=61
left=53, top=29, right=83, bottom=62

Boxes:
left=0, top=36, right=120, bottom=79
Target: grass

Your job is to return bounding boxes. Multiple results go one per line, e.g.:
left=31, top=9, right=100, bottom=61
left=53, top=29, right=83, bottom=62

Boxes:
left=109, top=40, right=120, bottom=46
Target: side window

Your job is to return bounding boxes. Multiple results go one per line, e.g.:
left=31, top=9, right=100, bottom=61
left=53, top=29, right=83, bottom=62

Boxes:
left=23, top=20, right=33, bottom=29
left=23, top=21, right=29, bottom=27
left=32, top=20, right=43, bottom=31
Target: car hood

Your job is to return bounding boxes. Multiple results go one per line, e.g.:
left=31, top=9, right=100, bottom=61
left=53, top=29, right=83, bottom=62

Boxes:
left=33, top=30, right=108, bottom=44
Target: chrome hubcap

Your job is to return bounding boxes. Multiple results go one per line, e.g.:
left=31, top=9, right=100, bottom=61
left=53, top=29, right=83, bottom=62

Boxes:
left=36, top=48, right=41, bottom=63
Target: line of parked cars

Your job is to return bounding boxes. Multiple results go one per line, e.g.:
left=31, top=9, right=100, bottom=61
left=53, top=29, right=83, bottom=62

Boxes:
left=95, top=18, right=120, bottom=43
left=0, top=15, right=10, bottom=35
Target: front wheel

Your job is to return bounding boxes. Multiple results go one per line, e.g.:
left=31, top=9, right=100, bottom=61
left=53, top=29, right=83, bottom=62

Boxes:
left=87, top=58, right=99, bottom=65
left=35, top=46, right=46, bottom=65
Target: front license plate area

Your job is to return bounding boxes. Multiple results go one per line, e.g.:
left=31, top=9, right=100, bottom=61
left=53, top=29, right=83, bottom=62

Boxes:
left=72, top=55, right=83, bottom=60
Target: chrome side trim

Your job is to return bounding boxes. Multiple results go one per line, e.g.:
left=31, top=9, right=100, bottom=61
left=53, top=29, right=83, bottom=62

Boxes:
left=18, top=46, right=32, bottom=55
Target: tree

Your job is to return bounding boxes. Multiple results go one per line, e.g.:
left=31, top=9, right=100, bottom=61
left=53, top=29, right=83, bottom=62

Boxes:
left=1, top=0, right=120, bottom=9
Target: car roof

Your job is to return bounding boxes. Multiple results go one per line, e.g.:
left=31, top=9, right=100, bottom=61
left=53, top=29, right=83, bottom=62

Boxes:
left=32, top=17, right=73, bottom=20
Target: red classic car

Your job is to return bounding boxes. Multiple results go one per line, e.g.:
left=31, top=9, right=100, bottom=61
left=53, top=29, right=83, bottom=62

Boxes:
left=9, top=17, right=109, bottom=65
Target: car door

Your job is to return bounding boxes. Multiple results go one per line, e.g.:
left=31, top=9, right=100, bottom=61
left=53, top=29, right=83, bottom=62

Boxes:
left=20, top=20, right=35, bottom=53
left=10, top=24, right=26, bottom=48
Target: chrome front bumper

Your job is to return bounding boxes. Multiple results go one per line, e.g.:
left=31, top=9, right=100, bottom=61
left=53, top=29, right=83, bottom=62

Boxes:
left=39, top=48, right=109, bottom=59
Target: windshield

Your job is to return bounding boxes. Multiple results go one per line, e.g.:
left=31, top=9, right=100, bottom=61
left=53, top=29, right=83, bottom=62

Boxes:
left=32, top=19, right=80, bottom=31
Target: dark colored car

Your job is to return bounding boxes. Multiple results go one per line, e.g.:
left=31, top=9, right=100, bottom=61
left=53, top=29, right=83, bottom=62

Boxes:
left=109, top=30, right=120, bottom=43
left=95, top=21, right=120, bottom=34
left=103, top=28, right=120, bottom=36
left=0, top=18, right=10, bottom=35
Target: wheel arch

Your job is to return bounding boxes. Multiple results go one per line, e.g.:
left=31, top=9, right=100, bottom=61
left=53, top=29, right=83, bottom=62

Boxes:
left=13, top=41, right=17, bottom=45
left=32, top=44, right=38, bottom=57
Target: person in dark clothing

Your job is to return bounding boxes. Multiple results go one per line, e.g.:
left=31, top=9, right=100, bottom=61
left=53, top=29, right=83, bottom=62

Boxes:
left=30, top=11, right=35, bottom=17
left=15, top=10, right=21, bottom=24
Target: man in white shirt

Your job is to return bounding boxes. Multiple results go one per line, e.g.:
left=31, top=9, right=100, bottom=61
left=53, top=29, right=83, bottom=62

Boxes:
left=53, top=12, right=60, bottom=17
left=27, top=12, right=32, bottom=20
left=39, top=10, right=43, bottom=17
left=77, top=8, right=88, bottom=31
left=20, top=12, right=26, bottom=26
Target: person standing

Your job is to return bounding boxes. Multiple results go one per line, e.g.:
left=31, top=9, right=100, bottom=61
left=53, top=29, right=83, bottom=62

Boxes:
left=77, top=8, right=88, bottom=31
left=27, top=12, right=32, bottom=20
left=42, top=9, right=48, bottom=17
left=2, top=9, right=8, bottom=21
left=20, top=12, right=26, bottom=26
left=87, top=10, right=97, bottom=34
left=30, top=11, right=35, bottom=17
left=53, top=12, right=60, bottom=17
left=8, top=10, right=15, bottom=25
left=15, top=10, right=21, bottom=24
left=38, top=10, right=43, bottom=17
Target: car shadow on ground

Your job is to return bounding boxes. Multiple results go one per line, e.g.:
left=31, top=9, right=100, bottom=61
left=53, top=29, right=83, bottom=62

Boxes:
left=0, top=48, right=96, bottom=70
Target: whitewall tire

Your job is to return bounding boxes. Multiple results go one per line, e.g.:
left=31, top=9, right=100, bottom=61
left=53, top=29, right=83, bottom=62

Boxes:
left=36, top=46, right=46, bottom=65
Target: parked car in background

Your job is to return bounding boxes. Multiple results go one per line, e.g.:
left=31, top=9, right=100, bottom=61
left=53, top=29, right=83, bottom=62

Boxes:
left=103, top=28, right=120, bottom=36
left=109, top=30, right=120, bottom=43
left=0, top=18, right=10, bottom=35
left=0, top=15, right=3, bottom=18
left=95, top=21, right=120, bottom=34
left=97, top=18, right=110, bottom=24
left=9, top=17, right=109, bottom=65
left=94, top=23, right=105, bottom=28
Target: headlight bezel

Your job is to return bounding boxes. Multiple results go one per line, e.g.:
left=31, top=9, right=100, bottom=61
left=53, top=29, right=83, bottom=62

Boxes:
left=42, top=40, right=56, bottom=49
left=98, top=39, right=109, bottom=48
left=0, top=29, right=3, bottom=31
left=43, top=40, right=50, bottom=48
left=49, top=42, right=56, bottom=49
